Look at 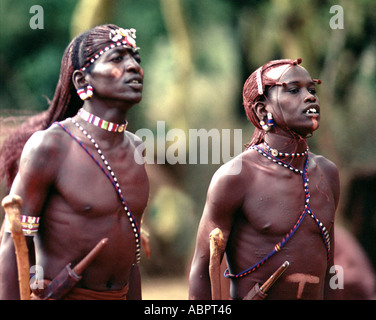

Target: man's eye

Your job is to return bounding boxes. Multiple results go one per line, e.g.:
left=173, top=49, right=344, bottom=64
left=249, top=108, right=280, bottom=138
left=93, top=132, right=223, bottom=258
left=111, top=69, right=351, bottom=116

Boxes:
left=308, top=88, right=316, bottom=95
left=112, top=56, right=123, bottom=62
left=288, top=88, right=299, bottom=94
left=133, top=54, right=141, bottom=64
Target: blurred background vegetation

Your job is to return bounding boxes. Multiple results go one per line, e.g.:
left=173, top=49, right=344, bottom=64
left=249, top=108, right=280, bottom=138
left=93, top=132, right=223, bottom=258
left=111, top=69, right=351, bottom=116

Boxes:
left=1, top=0, right=376, bottom=297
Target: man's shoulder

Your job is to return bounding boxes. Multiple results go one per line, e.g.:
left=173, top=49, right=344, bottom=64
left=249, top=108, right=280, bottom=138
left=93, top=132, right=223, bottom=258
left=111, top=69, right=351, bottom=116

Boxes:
left=22, top=123, right=70, bottom=161
left=310, top=152, right=339, bottom=176
left=208, top=149, right=259, bottom=192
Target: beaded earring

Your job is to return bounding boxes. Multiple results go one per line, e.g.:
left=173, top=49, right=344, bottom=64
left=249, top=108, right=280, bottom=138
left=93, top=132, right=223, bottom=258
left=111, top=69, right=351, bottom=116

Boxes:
left=77, top=85, right=93, bottom=101
left=260, top=112, right=275, bottom=132
left=260, top=120, right=269, bottom=131
left=267, top=112, right=275, bottom=128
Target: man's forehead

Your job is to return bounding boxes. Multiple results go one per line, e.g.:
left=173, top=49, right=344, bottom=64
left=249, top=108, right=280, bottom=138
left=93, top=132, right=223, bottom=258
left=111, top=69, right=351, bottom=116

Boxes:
left=279, top=66, right=313, bottom=83
left=104, top=46, right=139, bottom=56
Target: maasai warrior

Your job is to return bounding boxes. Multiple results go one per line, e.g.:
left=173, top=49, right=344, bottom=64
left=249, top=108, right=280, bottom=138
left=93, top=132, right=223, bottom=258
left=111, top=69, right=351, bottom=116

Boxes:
left=189, top=59, right=340, bottom=300
left=0, top=24, right=149, bottom=300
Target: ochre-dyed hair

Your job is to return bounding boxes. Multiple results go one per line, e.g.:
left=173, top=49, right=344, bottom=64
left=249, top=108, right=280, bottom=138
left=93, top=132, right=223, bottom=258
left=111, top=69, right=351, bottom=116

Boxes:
left=0, top=24, right=123, bottom=188
left=243, top=58, right=305, bottom=147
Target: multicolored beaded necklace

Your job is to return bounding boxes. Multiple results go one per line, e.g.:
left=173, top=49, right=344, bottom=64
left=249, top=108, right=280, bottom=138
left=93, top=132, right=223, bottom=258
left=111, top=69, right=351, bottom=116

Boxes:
left=263, top=141, right=308, bottom=158
left=224, top=144, right=330, bottom=279
left=54, top=119, right=141, bottom=263
left=78, top=108, right=128, bottom=133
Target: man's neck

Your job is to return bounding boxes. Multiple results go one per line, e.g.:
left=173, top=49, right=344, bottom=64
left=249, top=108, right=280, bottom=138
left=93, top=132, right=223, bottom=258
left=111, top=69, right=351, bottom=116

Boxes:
left=74, top=103, right=131, bottom=149
left=263, top=130, right=308, bottom=155
left=83, top=99, right=132, bottom=124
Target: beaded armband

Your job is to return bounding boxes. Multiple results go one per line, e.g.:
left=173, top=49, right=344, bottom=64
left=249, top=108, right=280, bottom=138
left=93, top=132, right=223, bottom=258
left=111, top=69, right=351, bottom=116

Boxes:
left=4, top=214, right=41, bottom=236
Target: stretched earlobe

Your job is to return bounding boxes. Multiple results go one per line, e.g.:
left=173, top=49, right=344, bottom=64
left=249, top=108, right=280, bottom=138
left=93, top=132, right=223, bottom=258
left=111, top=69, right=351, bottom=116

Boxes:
left=73, top=69, right=94, bottom=100
left=254, top=101, right=274, bottom=132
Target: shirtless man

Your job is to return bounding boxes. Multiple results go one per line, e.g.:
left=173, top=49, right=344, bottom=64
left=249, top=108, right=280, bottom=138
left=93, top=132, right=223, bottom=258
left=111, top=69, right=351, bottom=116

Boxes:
left=0, top=24, right=149, bottom=300
left=189, top=58, right=340, bottom=300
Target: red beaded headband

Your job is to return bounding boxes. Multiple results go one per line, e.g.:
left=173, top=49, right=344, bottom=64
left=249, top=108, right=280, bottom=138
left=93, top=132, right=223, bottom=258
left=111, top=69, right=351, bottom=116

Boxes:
left=80, top=28, right=139, bottom=72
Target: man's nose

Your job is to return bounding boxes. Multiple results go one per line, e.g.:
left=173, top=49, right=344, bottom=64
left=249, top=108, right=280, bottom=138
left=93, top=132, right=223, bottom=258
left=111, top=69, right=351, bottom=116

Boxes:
left=304, top=90, right=316, bottom=103
left=125, top=58, right=141, bottom=74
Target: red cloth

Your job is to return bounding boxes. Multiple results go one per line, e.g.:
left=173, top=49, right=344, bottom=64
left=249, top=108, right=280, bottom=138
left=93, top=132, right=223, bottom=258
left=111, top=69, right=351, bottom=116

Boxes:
left=62, top=284, right=129, bottom=300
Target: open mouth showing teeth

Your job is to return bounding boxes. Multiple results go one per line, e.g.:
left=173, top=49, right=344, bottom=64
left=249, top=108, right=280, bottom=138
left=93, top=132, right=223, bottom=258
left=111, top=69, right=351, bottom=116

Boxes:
left=305, top=107, right=319, bottom=115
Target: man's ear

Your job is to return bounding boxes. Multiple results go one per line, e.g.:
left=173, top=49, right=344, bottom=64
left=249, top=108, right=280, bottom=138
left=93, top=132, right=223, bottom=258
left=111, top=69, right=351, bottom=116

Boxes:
left=72, top=70, right=88, bottom=90
left=254, top=101, right=267, bottom=122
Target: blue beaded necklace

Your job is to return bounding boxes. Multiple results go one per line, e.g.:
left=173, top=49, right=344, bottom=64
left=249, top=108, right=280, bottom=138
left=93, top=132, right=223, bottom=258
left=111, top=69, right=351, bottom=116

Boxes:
left=224, top=144, right=330, bottom=279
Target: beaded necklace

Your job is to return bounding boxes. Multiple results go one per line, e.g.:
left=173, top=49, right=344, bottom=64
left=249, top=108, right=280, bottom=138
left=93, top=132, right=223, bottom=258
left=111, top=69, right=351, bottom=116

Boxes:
left=263, top=141, right=308, bottom=158
left=252, top=144, right=304, bottom=175
left=54, top=119, right=141, bottom=263
left=78, top=108, right=128, bottom=133
left=224, top=144, right=330, bottom=279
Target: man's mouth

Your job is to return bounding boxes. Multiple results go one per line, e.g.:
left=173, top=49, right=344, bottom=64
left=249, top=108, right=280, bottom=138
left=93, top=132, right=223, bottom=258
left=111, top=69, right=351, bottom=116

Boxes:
left=305, top=107, right=319, bottom=115
left=304, top=105, right=320, bottom=116
left=125, top=75, right=143, bottom=83
left=129, top=79, right=142, bottom=84
left=125, top=77, right=143, bottom=89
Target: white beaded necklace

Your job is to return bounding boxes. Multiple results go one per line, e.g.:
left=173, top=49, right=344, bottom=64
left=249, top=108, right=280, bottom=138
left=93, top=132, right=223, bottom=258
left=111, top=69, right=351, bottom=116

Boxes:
left=61, top=118, right=141, bottom=262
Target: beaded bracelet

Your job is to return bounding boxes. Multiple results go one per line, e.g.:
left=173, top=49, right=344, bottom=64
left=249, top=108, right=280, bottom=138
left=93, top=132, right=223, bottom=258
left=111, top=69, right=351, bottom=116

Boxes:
left=5, top=214, right=41, bottom=237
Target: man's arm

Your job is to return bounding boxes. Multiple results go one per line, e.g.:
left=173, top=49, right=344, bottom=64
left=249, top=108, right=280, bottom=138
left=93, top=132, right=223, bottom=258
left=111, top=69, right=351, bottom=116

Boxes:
left=0, top=129, right=61, bottom=299
left=0, top=233, right=35, bottom=299
left=189, top=159, right=244, bottom=300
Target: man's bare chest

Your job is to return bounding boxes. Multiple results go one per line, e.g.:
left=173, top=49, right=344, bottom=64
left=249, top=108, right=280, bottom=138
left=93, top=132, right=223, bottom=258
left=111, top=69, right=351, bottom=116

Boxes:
left=54, top=133, right=149, bottom=218
left=241, top=166, right=335, bottom=237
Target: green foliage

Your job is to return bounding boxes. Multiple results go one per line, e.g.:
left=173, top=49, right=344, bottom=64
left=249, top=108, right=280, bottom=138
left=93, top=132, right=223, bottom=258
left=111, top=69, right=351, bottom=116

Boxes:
left=0, top=0, right=78, bottom=110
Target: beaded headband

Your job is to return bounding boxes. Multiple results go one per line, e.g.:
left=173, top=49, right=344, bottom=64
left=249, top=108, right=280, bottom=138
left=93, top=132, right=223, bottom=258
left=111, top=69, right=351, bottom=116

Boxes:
left=80, top=28, right=139, bottom=72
